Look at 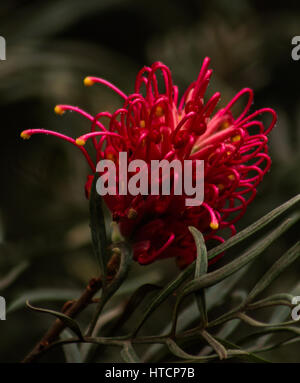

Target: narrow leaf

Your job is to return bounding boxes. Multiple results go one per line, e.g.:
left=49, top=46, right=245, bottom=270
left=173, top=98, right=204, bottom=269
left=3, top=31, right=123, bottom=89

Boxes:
left=189, top=227, right=208, bottom=276
left=7, top=288, right=82, bottom=314
left=112, top=284, right=161, bottom=331
left=165, top=338, right=199, bottom=360
left=87, top=241, right=133, bottom=336
left=26, top=300, right=83, bottom=339
left=61, top=329, right=82, bottom=363
left=251, top=335, right=300, bottom=355
left=245, top=241, right=300, bottom=304
left=121, top=343, right=140, bottom=363
left=247, top=293, right=294, bottom=311
left=253, top=283, right=300, bottom=348
left=132, top=196, right=300, bottom=336
left=166, top=338, right=228, bottom=362
left=215, top=337, right=270, bottom=363
left=200, top=330, right=228, bottom=360
left=189, top=226, right=208, bottom=326
left=183, top=214, right=300, bottom=297
left=238, top=326, right=300, bottom=346
left=89, top=173, right=108, bottom=282
left=236, top=312, right=296, bottom=328
left=208, top=194, right=300, bottom=261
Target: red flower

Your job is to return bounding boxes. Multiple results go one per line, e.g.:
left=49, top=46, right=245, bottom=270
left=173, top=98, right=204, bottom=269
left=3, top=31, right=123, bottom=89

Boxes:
left=21, top=58, right=277, bottom=268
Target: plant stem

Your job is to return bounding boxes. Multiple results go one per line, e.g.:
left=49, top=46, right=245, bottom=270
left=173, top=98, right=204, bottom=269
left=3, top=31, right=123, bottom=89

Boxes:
left=22, top=276, right=103, bottom=363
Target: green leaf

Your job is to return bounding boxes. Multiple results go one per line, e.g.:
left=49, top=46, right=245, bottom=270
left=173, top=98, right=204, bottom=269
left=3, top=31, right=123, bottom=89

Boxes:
left=165, top=338, right=199, bottom=360
left=112, top=284, right=161, bottom=331
left=205, top=262, right=252, bottom=311
left=132, top=270, right=187, bottom=336
left=171, top=214, right=299, bottom=331
left=61, top=329, right=82, bottom=363
left=86, top=241, right=133, bottom=336
left=214, top=337, right=271, bottom=363
left=114, top=270, right=162, bottom=297
left=102, top=242, right=133, bottom=299
left=252, top=335, right=300, bottom=355
left=26, top=300, right=83, bottom=339
left=7, top=288, right=82, bottom=314
left=251, top=283, right=300, bottom=348
left=165, top=338, right=229, bottom=362
left=268, top=283, right=300, bottom=324
left=80, top=306, right=124, bottom=362
left=200, top=330, right=228, bottom=360
left=189, top=227, right=208, bottom=276
left=143, top=263, right=252, bottom=362
left=132, top=196, right=300, bottom=336
left=236, top=312, right=296, bottom=327
left=89, top=173, right=109, bottom=283
left=189, top=227, right=208, bottom=326
left=247, top=293, right=293, bottom=311
left=244, top=241, right=300, bottom=305
left=121, top=342, right=140, bottom=363
left=208, top=194, right=300, bottom=261
left=182, top=213, right=300, bottom=297
left=238, top=326, right=300, bottom=346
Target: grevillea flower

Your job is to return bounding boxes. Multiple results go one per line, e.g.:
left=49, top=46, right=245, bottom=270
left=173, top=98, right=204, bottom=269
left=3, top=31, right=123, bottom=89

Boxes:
left=21, top=58, right=276, bottom=268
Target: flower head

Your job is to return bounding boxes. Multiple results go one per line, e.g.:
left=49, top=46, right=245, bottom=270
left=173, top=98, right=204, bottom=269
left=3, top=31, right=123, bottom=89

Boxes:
left=21, top=58, right=276, bottom=268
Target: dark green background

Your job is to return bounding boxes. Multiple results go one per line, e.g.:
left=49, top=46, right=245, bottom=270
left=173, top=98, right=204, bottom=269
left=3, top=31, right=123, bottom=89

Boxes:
left=0, top=0, right=299, bottom=362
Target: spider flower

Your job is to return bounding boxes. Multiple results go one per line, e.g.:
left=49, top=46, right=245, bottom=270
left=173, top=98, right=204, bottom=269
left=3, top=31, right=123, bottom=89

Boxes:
left=21, top=58, right=276, bottom=268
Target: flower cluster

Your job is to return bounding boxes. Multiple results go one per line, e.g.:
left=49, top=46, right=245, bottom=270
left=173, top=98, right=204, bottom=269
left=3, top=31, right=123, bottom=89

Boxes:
left=21, top=58, right=276, bottom=268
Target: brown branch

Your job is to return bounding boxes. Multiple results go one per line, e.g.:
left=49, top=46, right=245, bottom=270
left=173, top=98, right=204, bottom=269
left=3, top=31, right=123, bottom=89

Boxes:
left=22, top=252, right=121, bottom=363
left=22, top=276, right=102, bottom=363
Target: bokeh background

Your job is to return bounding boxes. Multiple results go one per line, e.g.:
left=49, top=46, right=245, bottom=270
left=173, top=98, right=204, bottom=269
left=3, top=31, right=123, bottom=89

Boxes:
left=0, top=0, right=299, bottom=362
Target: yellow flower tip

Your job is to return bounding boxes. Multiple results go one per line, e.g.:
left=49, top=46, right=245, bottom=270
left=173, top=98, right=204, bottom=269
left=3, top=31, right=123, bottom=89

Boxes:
left=75, top=138, right=86, bottom=146
left=228, top=174, right=235, bottom=181
left=217, top=183, right=224, bottom=191
left=84, top=77, right=94, bottom=87
left=20, top=131, right=31, bottom=140
left=107, top=153, right=116, bottom=162
left=54, top=105, right=65, bottom=115
left=232, top=134, right=241, bottom=143
left=139, top=120, right=146, bottom=128
left=127, top=208, right=138, bottom=220
left=210, top=221, right=219, bottom=230
left=155, top=106, right=164, bottom=117
left=220, top=121, right=230, bottom=130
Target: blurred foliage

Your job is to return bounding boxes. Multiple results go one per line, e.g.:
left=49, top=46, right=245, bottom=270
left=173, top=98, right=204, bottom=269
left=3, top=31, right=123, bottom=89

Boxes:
left=0, top=0, right=299, bottom=362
